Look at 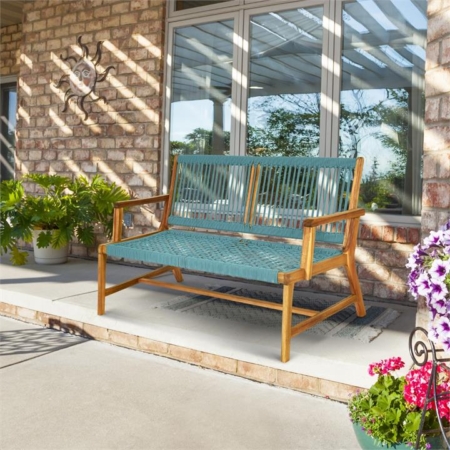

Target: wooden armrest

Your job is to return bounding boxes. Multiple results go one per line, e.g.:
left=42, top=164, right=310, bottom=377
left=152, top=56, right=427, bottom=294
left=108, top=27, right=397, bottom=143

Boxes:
left=114, top=194, right=170, bottom=209
left=303, top=208, right=365, bottom=228
left=111, top=194, right=169, bottom=242
left=300, top=208, right=365, bottom=280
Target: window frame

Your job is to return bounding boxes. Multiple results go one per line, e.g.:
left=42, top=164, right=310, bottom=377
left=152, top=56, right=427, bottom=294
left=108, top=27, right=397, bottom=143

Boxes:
left=163, top=0, right=425, bottom=224
left=0, top=77, right=17, bottom=182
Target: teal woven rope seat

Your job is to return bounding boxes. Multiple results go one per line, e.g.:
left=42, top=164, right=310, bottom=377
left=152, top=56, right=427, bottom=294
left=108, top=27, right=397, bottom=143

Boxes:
left=106, top=229, right=342, bottom=284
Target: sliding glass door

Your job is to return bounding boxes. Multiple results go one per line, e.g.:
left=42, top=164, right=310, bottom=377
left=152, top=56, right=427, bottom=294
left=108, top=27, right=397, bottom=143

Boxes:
left=165, top=0, right=427, bottom=216
left=338, top=0, right=426, bottom=215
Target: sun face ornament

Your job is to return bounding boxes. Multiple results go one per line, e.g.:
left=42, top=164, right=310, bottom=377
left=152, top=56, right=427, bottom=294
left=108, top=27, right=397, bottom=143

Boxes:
left=54, top=36, right=115, bottom=121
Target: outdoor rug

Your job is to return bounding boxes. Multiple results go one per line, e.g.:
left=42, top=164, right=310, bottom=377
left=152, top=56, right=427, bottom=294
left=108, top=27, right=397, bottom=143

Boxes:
left=158, top=286, right=401, bottom=343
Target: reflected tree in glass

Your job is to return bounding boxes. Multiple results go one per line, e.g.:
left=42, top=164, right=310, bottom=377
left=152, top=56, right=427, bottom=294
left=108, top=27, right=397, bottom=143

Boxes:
left=247, top=93, right=321, bottom=157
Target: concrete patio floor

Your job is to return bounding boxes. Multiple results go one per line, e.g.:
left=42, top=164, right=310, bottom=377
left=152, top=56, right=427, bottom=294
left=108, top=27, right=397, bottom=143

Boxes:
left=0, top=254, right=418, bottom=400
left=0, top=315, right=361, bottom=450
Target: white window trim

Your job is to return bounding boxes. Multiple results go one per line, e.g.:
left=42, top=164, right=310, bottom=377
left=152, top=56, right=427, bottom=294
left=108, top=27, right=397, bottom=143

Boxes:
left=0, top=75, right=17, bottom=85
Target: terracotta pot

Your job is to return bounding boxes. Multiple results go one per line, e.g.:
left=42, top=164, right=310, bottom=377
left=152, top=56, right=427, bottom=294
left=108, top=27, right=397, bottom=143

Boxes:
left=32, top=230, right=68, bottom=265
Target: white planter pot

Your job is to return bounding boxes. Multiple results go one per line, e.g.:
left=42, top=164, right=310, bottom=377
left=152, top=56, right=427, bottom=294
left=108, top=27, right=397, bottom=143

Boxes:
left=32, top=230, right=69, bottom=265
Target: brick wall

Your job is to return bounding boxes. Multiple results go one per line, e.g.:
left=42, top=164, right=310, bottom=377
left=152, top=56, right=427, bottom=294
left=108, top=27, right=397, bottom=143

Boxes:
left=423, top=0, right=450, bottom=234
left=0, top=23, right=22, bottom=76
left=415, top=0, right=450, bottom=327
left=15, top=0, right=165, bottom=257
left=301, top=224, right=420, bottom=301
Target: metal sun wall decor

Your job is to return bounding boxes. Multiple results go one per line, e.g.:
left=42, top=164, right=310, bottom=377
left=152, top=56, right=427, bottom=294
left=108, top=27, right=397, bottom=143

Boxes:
left=53, top=36, right=115, bottom=121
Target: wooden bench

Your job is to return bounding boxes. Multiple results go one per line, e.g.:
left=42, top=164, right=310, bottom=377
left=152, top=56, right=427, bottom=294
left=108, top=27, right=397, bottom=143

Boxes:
left=98, top=155, right=366, bottom=362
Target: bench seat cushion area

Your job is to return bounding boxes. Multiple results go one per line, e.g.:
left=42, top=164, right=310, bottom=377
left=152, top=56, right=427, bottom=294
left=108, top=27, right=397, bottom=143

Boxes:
left=106, top=229, right=342, bottom=284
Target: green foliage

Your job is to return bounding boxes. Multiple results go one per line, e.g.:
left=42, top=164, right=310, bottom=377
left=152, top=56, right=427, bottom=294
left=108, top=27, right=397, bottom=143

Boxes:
left=348, top=373, right=441, bottom=449
left=0, top=174, right=130, bottom=265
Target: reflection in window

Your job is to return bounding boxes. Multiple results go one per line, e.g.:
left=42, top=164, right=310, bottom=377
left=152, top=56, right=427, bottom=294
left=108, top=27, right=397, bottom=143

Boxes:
left=339, top=0, right=426, bottom=215
left=1, top=84, right=17, bottom=181
left=167, top=0, right=427, bottom=217
left=169, top=20, right=233, bottom=157
left=246, top=6, right=323, bottom=157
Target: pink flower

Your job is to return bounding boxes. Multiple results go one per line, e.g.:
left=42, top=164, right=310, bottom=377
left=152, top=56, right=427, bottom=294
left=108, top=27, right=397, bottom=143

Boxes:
left=368, top=357, right=405, bottom=376
left=403, top=362, right=450, bottom=421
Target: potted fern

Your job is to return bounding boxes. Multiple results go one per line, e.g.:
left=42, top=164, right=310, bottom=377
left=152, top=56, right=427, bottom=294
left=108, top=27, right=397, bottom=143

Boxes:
left=0, top=174, right=129, bottom=265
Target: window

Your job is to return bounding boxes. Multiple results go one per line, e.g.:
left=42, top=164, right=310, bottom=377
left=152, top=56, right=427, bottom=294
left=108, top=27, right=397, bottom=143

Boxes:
left=165, top=0, right=426, bottom=216
left=338, top=0, right=426, bottom=215
left=0, top=82, right=17, bottom=181
left=247, top=6, right=324, bottom=157
left=168, top=19, right=234, bottom=157
left=175, top=0, right=230, bottom=11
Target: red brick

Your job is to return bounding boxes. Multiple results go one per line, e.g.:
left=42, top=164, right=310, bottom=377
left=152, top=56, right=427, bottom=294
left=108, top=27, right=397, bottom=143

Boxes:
left=425, top=97, right=440, bottom=123
left=112, top=2, right=130, bottom=14
left=26, top=11, right=41, bottom=22
left=358, top=264, right=390, bottom=282
left=426, top=67, right=450, bottom=97
left=423, top=182, right=450, bottom=208
left=437, top=153, right=450, bottom=178
left=427, top=0, right=444, bottom=16
left=423, top=154, right=438, bottom=178
left=107, top=125, right=125, bottom=136
left=427, top=8, right=450, bottom=42
left=131, top=0, right=149, bottom=10
left=80, top=162, right=97, bottom=173
left=94, top=5, right=110, bottom=18
left=426, top=40, right=440, bottom=71
left=442, top=96, right=450, bottom=120
left=396, top=227, right=407, bottom=243
left=443, top=37, right=450, bottom=65
left=373, top=283, right=408, bottom=301
left=382, top=226, right=395, bottom=242
left=375, top=250, right=409, bottom=269
left=424, top=126, right=450, bottom=151
left=120, top=13, right=139, bottom=25
left=371, top=225, right=383, bottom=241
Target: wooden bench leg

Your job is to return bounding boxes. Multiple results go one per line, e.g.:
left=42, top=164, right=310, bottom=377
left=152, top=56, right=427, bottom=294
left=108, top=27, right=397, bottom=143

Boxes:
left=281, top=283, right=294, bottom=363
left=172, top=267, right=183, bottom=283
left=346, top=254, right=366, bottom=317
left=98, top=250, right=107, bottom=315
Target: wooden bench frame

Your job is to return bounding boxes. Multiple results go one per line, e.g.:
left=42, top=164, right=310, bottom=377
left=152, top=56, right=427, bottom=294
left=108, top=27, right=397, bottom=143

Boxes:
left=98, top=155, right=366, bottom=362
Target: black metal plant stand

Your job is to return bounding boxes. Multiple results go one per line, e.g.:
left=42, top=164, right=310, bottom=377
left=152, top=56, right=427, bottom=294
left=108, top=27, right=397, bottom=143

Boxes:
left=409, top=327, right=450, bottom=450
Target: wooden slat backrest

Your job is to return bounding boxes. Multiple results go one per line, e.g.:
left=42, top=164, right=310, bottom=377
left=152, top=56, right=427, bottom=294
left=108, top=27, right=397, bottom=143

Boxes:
left=168, top=155, right=363, bottom=243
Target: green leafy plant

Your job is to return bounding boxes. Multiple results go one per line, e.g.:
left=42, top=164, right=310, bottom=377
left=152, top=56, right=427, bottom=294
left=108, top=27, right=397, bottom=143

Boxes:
left=0, top=174, right=130, bottom=265
left=348, top=357, right=449, bottom=449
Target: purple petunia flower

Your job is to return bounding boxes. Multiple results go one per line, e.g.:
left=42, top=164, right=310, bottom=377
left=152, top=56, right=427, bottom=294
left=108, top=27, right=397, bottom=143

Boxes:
left=429, top=259, right=450, bottom=280
left=417, top=274, right=432, bottom=297
left=407, top=218, right=450, bottom=350
left=429, top=279, right=448, bottom=299
left=424, top=230, right=444, bottom=248
left=436, top=316, right=450, bottom=335
left=428, top=297, right=447, bottom=316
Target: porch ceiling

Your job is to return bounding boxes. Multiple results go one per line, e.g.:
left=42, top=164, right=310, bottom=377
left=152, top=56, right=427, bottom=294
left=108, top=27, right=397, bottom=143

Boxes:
left=0, top=0, right=26, bottom=28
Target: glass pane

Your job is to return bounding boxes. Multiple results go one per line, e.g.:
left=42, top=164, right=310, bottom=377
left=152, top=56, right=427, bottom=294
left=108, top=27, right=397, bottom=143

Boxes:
left=170, top=20, right=233, bottom=157
left=175, top=1, right=229, bottom=12
left=0, top=85, right=16, bottom=181
left=339, top=0, right=427, bottom=215
left=246, top=6, right=324, bottom=157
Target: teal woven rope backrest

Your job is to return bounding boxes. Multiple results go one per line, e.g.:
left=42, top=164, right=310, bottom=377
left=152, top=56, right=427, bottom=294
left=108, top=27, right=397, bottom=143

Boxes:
left=168, top=155, right=358, bottom=243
